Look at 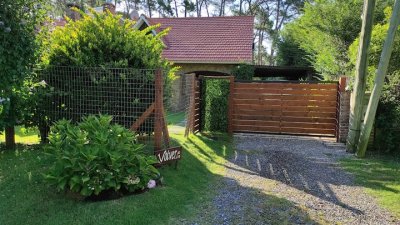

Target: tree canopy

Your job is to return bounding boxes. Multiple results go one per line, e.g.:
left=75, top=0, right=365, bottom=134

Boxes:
left=283, top=0, right=392, bottom=79
left=0, top=0, right=45, bottom=147
left=349, top=6, right=400, bottom=89
left=40, top=9, right=170, bottom=69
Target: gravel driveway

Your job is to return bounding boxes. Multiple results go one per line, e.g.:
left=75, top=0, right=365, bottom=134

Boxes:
left=210, top=134, right=398, bottom=225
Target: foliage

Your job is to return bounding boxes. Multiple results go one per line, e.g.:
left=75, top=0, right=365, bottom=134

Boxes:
left=0, top=0, right=46, bottom=132
left=231, top=64, right=255, bottom=80
left=284, top=0, right=391, bottom=79
left=44, top=115, right=159, bottom=197
left=276, top=33, right=311, bottom=67
left=0, top=129, right=234, bottom=224
left=374, top=72, right=400, bottom=153
left=201, top=79, right=230, bottom=132
left=349, top=6, right=400, bottom=89
left=39, top=9, right=170, bottom=70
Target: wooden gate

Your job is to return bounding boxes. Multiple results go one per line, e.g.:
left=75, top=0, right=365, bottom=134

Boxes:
left=231, top=81, right=339, bottom=136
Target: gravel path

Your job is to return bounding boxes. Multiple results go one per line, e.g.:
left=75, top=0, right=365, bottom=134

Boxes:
left=210, top=134, right=399, bottom=225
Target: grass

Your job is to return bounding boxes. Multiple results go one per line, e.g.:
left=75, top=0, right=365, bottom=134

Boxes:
left=0, top=125, right=231, bottom=225
left=341, top=155, right=400, bottom=218
left=166, top=111, right=186, bottom=125
left=0, top=126, right=40, bottom=144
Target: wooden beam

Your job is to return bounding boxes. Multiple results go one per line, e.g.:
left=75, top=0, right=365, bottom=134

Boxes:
left=154, top=70, right=163, bottom=151
left=185, top=75, right=196, bottom=137
left=347, top=0, right=376, bottom=152
left=228, top=76, right=235, bottom=134
left=161, top=105, right=170, bottom=147
left=130, top=103, right=155, bottom=131
left=357, top=0, right=400, bottom=157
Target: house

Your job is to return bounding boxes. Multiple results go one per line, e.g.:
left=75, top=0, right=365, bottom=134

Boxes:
left=134, top=15, right=254, bottom=76
left=133, top=15, right=254, bottom=111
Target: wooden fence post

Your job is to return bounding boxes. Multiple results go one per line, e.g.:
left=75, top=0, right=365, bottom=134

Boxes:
left=154, top=69, right=163, bottom=151
left=228, top=76, right=235, bottom=134
left=185, top=75, right=196, bottom=137
left=336, top=77, right=348, bottom=142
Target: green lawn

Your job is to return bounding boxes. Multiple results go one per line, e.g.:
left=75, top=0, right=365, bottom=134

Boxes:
left=2, top=122, right=400, bottom=224
left=0, top=126, right=231, bottom=225
left=166, top=111, right=186, bottom=125
left=341, top=155, right=400, bottom=218
left=0, top=126, right=40, bottom=144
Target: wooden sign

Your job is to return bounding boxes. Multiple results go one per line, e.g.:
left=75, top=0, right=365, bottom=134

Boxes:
left=155, top=147, right=182, bottom=165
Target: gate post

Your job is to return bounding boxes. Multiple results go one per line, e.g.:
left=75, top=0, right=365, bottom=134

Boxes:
left=154, top=69, right=163, bottom=151
left=228, top=76, right=235, bottom=134
left=337, top=77, right=350, bottom=143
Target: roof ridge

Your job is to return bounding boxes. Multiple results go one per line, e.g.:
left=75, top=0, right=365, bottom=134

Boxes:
left=149, top=15, right=254, bottom=20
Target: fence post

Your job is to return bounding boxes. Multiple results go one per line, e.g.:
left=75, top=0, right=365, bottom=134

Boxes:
left=337, top=77, right=350, bottom=143
left=154, top=69, right=163, bottom=151
left=185, top=75, right=196, bottom=137
left=228, top=76, right=235, bottom=134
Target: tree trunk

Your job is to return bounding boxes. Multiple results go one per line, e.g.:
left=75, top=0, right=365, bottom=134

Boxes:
left=5, top=126, right=15, bottom=149
left=147, top=0, right=152, bottom=18
left=258, top=31, right=264, bottom=65
left=347, top=0, right=376, bottom=153
left=269, top=48, right=275, bottom=65
left=205, top=0, right=210, bottom=17
left=357, top=0, right=400, bottom=157
left=196, top=0, right=200, bottom=17
left=174, top=0, right=179, bottom=16
left=39, top=124, right=50, bottom=144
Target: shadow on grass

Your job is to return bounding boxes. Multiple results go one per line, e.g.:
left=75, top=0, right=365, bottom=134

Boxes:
left=0, top=133, right=321, bottom=225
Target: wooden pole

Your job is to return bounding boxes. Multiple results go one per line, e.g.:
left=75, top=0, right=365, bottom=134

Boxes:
left=227, top=76, right=235, bottom=134
left=347, top=0, right=376, bottom=152
left=185, top=75, right=196, bottom=137
left=357, top=0, right=400, bottom=157
left=154, top=69, right=163, bottom=151
left=336, top=77, right=347, bottom=142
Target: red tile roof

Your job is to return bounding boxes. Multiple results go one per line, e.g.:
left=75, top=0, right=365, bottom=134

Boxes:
left=147, top=16, right=254, bottom=64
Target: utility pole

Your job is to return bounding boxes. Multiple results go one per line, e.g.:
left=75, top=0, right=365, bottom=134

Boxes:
left=346, top=0, right=376, bottom=152
left=357, top=0, right=400, bottom=157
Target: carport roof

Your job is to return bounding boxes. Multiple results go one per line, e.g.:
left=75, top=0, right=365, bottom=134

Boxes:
left=137, top=16, right=254, bottom=64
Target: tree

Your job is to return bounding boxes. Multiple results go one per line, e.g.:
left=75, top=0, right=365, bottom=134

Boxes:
left=285, top=0, right=394, bottom=79
left=0, top=0, right=45, bottom=149
left=41, top=9, right=169, bottom=68
left=157, top=0, right=174, bottom=16
left=182, top=0, right=195, bottom=17
left=276, top=30, right=311, bottom=67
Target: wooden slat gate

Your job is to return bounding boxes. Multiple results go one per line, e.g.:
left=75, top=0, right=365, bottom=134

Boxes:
left=231, top=81, right=339, bottom=137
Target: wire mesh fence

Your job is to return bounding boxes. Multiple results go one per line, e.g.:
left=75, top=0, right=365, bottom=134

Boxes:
left=37, top=66, right=196, bottom=148
left=39, top=66, right=159, bottom=134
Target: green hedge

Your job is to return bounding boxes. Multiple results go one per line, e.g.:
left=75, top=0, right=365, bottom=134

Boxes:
left=201, top=79, right=230, bottom=132
left=231, top=64, right=254, bottom=80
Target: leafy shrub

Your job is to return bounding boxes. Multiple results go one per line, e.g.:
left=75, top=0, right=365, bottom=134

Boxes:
left=201, top=79, right=230, bottom=132
left=231, top=64, right=254, bottom=80
left=39, top=9, right=170, bottom=70
left=44, top=115, right=159, bottom=197
left=375, top=72, right=400, bottom=154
